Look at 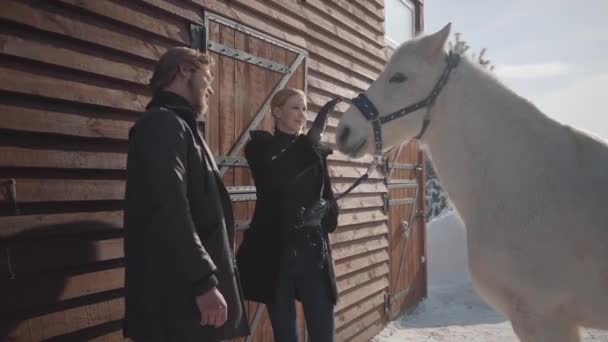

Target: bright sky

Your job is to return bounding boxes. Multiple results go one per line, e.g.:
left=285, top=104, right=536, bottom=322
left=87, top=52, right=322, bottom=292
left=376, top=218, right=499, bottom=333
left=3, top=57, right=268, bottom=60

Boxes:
left=425, top=0, right=608, bottom=140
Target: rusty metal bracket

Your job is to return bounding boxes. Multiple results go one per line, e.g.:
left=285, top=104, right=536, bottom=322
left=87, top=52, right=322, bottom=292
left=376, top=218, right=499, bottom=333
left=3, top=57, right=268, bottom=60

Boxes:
left=5, top=247, right=16, bottom=280
left=215, top=156, right=249, bottom=167
left=1, top=179, right=19, bottom=215
left=207, top=41, right=289, bottom=73
left=227, top=186, right=256, bottom=202
left=190, top=23, right=206, bottom=52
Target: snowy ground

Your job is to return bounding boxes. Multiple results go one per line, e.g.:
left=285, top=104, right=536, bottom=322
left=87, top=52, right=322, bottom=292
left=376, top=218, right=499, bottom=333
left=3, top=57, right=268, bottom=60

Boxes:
left=372, top=212, right=608, bottom=342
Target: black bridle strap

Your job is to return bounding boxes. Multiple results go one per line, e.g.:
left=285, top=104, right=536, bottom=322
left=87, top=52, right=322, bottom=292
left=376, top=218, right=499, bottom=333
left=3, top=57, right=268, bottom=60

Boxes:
left=352, top=51, right=461, bottom=154
left=337, top=52, right=460, bottom=200
left=351, top=94, right=383, bottom=155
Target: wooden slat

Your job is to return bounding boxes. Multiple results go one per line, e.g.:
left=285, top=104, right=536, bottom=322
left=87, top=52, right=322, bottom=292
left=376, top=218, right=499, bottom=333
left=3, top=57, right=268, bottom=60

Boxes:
left=336, top=194, right=384, bottom=210
left=2, top=268, right=124, bottom=314
left=335, top=291, right=384, bottom=330
left=136, top=0, right=203, bottom=23
left=307, top=92, right=351, bottom=115
left=349, top=0, right=385, bottom=22
left=336, top=262, right=389, bottom=293
left=308, top=75, right=358, bottom=100
left=335, top=276, right=388, bottom=312
left=5, top=298, right=124, bottom=341
left=191, top=0, right=385, bottom=73
left=207, top=23, right=221, bottom=154
left=0, top=104, right=133, bottom=140
left=302, top=0, right=384, bottom=45
left=329, top=164, right=384, bottom=180
left=327, top=150, right=375, bottom=165
left=331, top=222, right=388, bottom=244
left=1, top=0, right=167, bottom=61
left=307, top=57, right=373, bottom=90
left=55, top=0, right=190, bottom=44
left=0, top=67, right=149, bottom=113
left=337, top=209, right=388, bottom=228
left=5, top=238, right=123, bottom=275
left=337, top=307, right=384, bottom=341
left=331, top=181, right=387, bottom=195
left=0, top=33, right=152, bottom=86
left=328, top=0, right=384, bottom=33
left=332, top=235, right=389, bottom=261
left=0, top=211, right=123, bottom=239
left=350, top=319, right=386, bottom=342
left=11, top=179, right=124, bottom=203
left=0, top=147, right=126, bottom=170
left=262, top=0, right=386, bottom=61
left=218, top=24, right=236, bottom=186
left=370, top=0, right=385, bottom=9
left=334, top=249, right=389, bottom=278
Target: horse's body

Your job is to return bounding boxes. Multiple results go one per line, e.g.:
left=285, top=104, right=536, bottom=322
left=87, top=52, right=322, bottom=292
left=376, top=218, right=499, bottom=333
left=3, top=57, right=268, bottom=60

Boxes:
left=335, top=25, right=608, bottom=341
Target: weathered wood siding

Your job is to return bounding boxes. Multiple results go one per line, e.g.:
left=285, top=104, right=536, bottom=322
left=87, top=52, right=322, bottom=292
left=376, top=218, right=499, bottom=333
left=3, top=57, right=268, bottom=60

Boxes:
left=0, top=0, right=425, bottom=341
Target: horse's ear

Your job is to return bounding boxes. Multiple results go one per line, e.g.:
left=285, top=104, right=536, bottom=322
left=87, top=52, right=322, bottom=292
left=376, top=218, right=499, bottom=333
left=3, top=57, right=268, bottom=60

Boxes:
left=419, top=23, right=451, bottom=59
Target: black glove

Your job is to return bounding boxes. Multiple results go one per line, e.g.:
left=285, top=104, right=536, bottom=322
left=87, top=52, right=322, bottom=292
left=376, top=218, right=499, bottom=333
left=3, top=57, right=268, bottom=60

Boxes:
left=307, top=97, right=343, bottom=146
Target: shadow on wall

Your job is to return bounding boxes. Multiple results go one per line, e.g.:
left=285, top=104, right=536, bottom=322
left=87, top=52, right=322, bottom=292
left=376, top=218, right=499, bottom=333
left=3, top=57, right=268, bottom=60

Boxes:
left=0, top=220, right=124, bottom=341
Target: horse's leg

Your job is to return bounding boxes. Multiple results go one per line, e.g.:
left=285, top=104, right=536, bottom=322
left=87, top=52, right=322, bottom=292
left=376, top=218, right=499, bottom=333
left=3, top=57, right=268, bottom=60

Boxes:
left=510, top=314, right=580, bottom=342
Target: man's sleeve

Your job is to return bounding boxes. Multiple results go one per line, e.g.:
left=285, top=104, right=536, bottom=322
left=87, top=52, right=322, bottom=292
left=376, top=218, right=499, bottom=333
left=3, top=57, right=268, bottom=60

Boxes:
left=133, top=112, right=217, bottom=296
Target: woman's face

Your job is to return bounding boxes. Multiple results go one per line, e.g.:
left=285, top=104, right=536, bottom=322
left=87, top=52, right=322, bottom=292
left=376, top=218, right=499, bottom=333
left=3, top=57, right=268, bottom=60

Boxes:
left=274, top=94, right=307, bottom=135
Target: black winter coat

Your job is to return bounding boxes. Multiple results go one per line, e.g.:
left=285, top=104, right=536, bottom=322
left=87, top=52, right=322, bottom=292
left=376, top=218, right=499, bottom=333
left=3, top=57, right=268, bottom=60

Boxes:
left=236, top=130, right=339, bottom=305
left=123, top=92, right=249, bottom=341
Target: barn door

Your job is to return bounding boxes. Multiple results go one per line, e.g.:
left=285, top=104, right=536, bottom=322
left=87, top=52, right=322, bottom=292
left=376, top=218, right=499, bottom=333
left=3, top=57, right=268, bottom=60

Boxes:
left=203, top=13, right=309, bottom=342
left=384, top=141, right=428, bottom=320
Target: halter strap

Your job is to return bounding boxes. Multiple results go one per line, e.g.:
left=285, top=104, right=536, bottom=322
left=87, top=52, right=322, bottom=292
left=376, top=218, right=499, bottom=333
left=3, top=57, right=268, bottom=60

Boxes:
left=352, top=51, right=461, bottom=155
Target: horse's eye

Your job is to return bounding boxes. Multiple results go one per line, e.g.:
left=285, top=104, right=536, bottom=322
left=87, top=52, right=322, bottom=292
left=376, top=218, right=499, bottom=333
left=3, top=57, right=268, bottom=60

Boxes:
left=389, top=73, right=408, bottom=83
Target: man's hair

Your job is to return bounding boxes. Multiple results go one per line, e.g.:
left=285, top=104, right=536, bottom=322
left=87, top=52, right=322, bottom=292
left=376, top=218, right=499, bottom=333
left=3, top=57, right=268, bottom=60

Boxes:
left=149, top=47, right=215, bottom=93
left=270, top=88, right=306, bottom=113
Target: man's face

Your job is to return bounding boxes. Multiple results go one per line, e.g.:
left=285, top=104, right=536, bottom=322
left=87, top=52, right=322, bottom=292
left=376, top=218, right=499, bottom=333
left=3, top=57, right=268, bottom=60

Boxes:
left=188, top=65, right=214, bottom=116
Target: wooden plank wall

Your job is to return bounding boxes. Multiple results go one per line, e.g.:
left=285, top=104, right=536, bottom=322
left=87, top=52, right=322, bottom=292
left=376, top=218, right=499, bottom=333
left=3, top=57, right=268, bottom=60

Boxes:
left=0, top=0, right=425, bottom=341
left=0, top=1, right=198, bottom=340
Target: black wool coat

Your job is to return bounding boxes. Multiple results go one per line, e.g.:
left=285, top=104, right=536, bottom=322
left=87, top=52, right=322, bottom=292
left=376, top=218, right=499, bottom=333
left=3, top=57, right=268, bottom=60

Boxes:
left=236, top=130, right=340, bottom=305
left=123, top=92, right=249, bottom=342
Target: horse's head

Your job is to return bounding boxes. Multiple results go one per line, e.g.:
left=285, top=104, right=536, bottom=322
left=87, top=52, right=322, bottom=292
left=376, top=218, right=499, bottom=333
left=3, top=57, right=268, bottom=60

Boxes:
left=336, top=24, right=452, bottom=158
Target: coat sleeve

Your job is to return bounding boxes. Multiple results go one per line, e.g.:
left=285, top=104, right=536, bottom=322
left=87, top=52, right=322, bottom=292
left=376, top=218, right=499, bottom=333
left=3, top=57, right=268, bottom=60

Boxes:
left=132, top=112, right=218, bottom=296
left=245, top=132, right=319, bottom=197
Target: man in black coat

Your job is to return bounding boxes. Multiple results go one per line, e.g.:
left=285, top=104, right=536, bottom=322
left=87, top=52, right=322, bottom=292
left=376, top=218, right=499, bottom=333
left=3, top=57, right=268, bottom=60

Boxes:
left=123, top=47, right=249, bottom=341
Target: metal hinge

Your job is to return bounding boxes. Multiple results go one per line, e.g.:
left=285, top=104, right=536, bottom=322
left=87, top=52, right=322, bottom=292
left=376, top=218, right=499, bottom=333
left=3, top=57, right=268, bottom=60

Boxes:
left=207, top=41, right=289, bottom=73
left=1, top=179, right=19, bottom=215
left=215, top=156, right=249, bottom=167
left=227, top=186, right=257, bottom=202
left=414, top=161, right=423, bottom=175
left=190, top=23, right=206, bottom=51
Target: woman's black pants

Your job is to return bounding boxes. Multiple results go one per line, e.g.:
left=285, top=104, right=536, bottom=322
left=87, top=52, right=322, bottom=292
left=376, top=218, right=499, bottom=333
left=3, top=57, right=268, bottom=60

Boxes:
left=266, top=245, right=335, bottom=342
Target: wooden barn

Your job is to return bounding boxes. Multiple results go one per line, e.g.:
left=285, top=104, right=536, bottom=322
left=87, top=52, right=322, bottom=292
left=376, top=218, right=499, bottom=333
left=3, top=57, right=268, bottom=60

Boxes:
left=0, top=0, right=427, bottom=341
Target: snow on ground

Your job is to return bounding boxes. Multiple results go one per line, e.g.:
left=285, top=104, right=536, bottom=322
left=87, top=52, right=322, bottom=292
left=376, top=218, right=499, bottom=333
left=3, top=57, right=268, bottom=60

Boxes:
left=372, top=212, right=608, bottom=342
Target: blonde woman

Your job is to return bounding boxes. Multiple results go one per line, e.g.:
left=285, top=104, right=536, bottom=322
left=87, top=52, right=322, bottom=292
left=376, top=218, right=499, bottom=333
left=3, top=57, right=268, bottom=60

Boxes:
left=236, top=88, right=341, bottom=342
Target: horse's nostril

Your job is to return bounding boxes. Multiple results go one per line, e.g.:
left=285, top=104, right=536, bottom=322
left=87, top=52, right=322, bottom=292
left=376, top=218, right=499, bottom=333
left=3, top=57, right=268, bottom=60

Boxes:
left=338, top=125, right=351, bottom=145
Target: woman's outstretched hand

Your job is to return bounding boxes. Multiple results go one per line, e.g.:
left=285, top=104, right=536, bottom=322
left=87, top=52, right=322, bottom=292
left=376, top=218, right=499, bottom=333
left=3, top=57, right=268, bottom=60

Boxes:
left=307, top=97, right=343, bottom=146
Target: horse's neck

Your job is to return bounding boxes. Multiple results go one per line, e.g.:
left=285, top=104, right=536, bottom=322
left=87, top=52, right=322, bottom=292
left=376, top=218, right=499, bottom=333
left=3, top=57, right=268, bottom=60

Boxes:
left=423, top=59, right=551, bottom=227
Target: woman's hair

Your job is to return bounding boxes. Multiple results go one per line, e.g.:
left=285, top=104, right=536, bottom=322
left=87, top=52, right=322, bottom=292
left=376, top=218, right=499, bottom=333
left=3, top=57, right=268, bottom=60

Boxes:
left=149, top=47, right=215, bottom=94
left=270, top=88, right=306, bottom=114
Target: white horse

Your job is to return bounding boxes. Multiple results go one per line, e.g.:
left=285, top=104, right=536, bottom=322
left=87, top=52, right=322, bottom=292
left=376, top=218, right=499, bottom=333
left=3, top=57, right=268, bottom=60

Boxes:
left=335, top=24, right=608, bottom=342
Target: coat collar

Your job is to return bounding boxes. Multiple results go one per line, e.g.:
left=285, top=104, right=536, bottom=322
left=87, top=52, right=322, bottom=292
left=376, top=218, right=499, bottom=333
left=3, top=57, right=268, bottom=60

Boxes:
left=147, top=91, right=199, bottom=127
